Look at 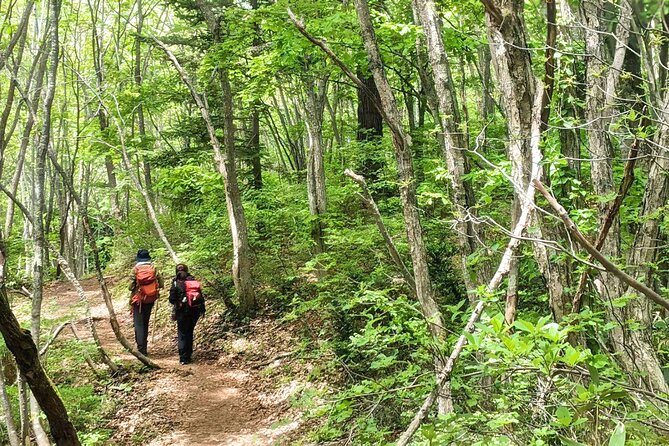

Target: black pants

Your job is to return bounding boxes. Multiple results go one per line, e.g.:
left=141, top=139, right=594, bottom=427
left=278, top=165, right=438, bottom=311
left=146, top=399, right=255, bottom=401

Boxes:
left=176, top=308, right=201, bottom=362
left=132, top=302, right=154, bottom=355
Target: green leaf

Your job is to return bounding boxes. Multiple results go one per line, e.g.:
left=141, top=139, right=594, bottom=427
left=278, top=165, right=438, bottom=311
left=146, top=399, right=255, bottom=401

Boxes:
left=554, top=406, right=573, bottom=427
left=608, top=422, right=625, bottom=446
left=558, top=436, right=588, bottom=446
left=561, top=346, right=578, bottom=366
left=370, top=354, right=396, bottom=370
left=514, top=319, right=535, bottom=333
left=421, top=424, right=437, bottom=441
left=586, top=363, right=600, bottom=386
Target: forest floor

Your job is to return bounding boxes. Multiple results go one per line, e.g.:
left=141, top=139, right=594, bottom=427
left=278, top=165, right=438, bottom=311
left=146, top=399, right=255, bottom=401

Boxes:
left=37, top=277, right=317, bottom=445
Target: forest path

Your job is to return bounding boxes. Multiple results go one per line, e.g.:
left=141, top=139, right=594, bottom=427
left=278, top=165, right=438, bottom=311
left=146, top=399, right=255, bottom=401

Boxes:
left=41, top=278, right=303, bottom=445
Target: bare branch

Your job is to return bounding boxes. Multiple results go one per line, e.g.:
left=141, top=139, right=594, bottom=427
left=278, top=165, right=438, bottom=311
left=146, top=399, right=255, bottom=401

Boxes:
left=344, top=169, right=417, bottom=294
left=534, top=179, right=669, bottom=312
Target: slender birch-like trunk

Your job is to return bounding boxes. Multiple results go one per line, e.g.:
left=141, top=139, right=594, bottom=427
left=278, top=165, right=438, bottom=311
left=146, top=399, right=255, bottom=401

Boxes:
left=304, top=76, right=328, bottom=253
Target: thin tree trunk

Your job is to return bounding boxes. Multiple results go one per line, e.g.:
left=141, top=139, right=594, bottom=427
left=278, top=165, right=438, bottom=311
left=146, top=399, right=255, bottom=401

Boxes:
left=17, top=375, right=29, bottom=445
left=580, top=0, right=666, bottom=392
left=350, top=0, right=450, bottom=413
left=87, top=0, right=121, bottom=220
left=324, top=95, right=342, bottom=148
left=119, top=144, right=179, bottom=263
left=30, top=0, right=62, bottom=440
left=345, top=169, right=416, bottom=293
left=4, top=42, right=48, bottom=239
left=248, top=0, right=263, bottom=189
left=304, top=76, right=328, bottom=254
left=482, top=0, right=570, bottom=322
left=413, top=0, right=488, bottom=294
left=155, top=38, right=257, bottom=316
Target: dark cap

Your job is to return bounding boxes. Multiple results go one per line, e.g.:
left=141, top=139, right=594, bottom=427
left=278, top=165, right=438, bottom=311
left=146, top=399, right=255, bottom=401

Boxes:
left=175, top=263, right=189, bottom=274
left=136, top=249, right=151, bottom=262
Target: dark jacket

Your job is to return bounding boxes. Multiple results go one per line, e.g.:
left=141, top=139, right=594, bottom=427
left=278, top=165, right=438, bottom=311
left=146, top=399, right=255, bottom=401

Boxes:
left=169, top=274, right=205, bottom=313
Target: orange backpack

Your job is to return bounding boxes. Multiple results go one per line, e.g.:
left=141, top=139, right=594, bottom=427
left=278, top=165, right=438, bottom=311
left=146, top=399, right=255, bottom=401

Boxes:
left=133, top=263, right=159, bottom=304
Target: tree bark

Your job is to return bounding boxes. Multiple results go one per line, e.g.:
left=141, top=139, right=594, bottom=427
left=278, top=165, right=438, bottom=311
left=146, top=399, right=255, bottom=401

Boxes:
left=304, top=76, right=328, bottom=253
left=356, top=70, right=384, bottom=183
left=87, top=0, right=121, bottom=220
left=413, top=0, right=487, bottom=295
left=0, top=357, right=20, bottom=446
left=580, top=0, right=666, bottom=392
left=30, top=0, right=62, bottom=440
left=4, top=35, right=48, bottom=239
left=351, top=0, right=449, bottom=413
left=0, top=247, right=80, bottom=445
left=398, top=94, right=544, bottom=443
left=482, top=0, right=570, bottom=322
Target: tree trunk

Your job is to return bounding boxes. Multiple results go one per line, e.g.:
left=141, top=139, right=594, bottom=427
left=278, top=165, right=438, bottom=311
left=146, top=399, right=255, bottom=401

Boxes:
left=413, top=0, right=487, bottom=294
left=580, top=0, right=666, bottom=392
left=304, top=76, right=328, bottom=254
left=0, top=358, right=20, bottom=446
left=352, top=0, right=449, bottom=413
left=4, top=43, right=48, bottom=239
left=30, top=0, right=62, bottom=440
left=87, top=0, right=121, bottom=220
left=156, top=37, right=257, bottom=316
left=356, top=70, right=384, bottom=183
left=482, top=0, right=571, bottom=322
left=0, top=247, right=80, bottom=445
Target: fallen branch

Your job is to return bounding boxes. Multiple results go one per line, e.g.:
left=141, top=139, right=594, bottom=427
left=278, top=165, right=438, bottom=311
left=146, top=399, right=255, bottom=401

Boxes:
left=9, top=287, right=32, bottom=299
left=570, top=139, right=639, bottom=314
left=39, top=322, right=99, bottom=376
left=344, top=169, right=417, bottom=294
left=534, top=179, right=669, bottom=312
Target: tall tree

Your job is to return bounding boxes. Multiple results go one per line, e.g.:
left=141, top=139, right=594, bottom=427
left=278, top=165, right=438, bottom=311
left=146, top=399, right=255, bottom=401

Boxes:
left=350, top=0, right=450, bottom=413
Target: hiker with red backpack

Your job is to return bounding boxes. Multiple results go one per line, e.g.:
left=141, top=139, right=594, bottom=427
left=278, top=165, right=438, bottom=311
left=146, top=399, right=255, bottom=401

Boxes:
left=128, top=249, right=164, bottom=355
left=169, top=263, right=205, bottom=365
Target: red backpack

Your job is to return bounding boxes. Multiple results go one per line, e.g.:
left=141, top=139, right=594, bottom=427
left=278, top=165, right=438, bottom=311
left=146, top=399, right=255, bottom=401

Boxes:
left=133, top=263, right=159, bottom=304
left=184, top=279, right=204, bottom=308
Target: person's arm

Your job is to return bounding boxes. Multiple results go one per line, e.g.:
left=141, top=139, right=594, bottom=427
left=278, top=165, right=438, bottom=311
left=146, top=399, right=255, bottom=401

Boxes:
left=169, top=281, right=178, bottom=306
left=128, top=268, right=137, bottom=306
left=128, top=271, right=137, bottom=292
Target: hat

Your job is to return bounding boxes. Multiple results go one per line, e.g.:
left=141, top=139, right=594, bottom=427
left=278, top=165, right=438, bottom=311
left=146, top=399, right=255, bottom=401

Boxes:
left=175, top=263, right=189, bottom=274
left=136, top=249, right=152, bottom=262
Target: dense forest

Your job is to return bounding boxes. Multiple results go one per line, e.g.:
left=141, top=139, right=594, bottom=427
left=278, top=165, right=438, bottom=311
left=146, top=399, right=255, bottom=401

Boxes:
left=1, top=0, right=669, bottom=444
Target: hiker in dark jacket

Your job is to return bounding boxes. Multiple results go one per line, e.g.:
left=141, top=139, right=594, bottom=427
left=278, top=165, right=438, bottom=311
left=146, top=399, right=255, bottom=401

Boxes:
left=169, top=263, right=205, bottom=365
left=128, top=249, right=163, bottom=355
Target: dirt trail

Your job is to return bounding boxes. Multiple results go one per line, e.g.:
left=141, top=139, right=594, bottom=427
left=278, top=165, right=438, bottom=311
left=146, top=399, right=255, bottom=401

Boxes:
left=41, top=278, right=304, bottom=445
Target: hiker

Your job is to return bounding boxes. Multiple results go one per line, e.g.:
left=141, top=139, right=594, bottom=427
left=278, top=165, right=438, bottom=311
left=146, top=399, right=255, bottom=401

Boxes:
left=169, top=263, right=205, bottom=365
left=129, top=249, right=163, bottom=355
